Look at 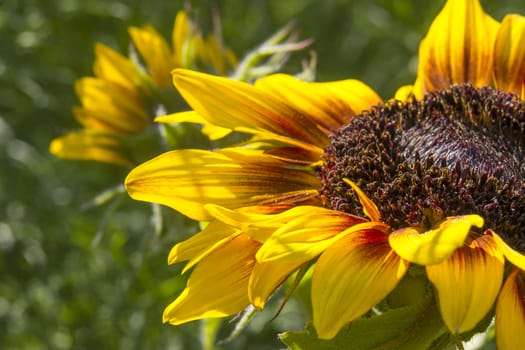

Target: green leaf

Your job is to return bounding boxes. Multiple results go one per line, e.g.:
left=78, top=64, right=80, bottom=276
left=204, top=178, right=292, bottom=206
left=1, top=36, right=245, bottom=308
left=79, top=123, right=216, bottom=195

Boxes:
left=280, top=291, right=449, bottom=350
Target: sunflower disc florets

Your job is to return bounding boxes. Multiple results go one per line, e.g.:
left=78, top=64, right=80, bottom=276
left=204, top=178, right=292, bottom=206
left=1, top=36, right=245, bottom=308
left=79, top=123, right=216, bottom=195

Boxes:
left=319, top=84, right=525, bottom=251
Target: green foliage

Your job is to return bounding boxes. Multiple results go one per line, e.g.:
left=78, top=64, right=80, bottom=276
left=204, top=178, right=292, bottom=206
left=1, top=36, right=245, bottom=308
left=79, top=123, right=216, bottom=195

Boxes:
left=280, top=301, right=446, bottom=350
left=2, top=0, right=525, bottom=348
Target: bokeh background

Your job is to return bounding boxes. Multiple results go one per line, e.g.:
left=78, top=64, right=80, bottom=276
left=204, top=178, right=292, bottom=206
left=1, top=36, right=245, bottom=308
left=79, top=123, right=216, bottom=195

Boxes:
left=2, top=0, right=524, bottom=349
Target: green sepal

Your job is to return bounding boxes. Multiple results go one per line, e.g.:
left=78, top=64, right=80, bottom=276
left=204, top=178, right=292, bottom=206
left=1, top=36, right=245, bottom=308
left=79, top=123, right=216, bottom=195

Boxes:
left=280, top=289, right=451, bottom=350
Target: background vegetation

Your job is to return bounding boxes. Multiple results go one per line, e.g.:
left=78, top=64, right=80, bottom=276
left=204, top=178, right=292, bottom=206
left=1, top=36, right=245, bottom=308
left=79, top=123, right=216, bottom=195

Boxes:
left=2, top=0, right=524, bottom=349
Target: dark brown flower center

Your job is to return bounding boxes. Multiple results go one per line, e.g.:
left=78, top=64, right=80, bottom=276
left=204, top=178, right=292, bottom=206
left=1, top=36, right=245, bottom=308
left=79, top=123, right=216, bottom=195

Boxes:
left=318, top=84, right=525, bottom=252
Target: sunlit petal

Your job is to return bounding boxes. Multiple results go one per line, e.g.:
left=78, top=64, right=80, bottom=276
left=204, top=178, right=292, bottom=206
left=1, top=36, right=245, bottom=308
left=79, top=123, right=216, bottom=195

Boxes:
left=255, top=74, right=381, bottom=133
left=172, top=69, right=328, bottom=151
left=426, top=235, right=504, bottom=334
left=210, top=205, right=353, bottom=243
left=312, top=229, right=409, bottom=339
left=256, top=211, right=375, bottom=265
left=167, top=219, right=240, bottom=273
left=204, top=204, right=274, bottom=230
left=389, top=215, right=484, bottom=265
left=416, top=0, right=499, bottom=93
left=496, top=269, right=525, bottom=350
left=163, top=234, right=259, bottom=324
left=203, top=204, right=288, bottom=243
left=493, top=14, right=525, bottom=98
left=125, top=148, right=320, bottom=221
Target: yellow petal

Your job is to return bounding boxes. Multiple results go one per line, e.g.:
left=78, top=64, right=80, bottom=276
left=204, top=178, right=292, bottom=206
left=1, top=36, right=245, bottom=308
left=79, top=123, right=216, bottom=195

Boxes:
left=312, top=229, right=409, bottom=339
left=163, top=234, right=259, bottom=324
left=426, top=235, right=504, bottom=334
left=255, top=74, right=382, bottom=133
left=203, top=204, right=285, bottom=243
left=49, top=131, right=131, bottom=166
left=167, top=219, right=239, bottom=273
left=249, top=261, right=302, bottom=309
left=125, top=148, right=320, bottom=221
left=129, top=25, right=173, bottom=88
left=201, top=34, right=231, bottom=75
left=155, top=111, right=203, bottom=124
left=343, top=179, right=380, bottom=222
left=494, top=14, right=525, bottom=98
left=416, top=0, right=499, bottom=93
left=496, top=269, right=525, bottom=350
left=207, top=204, right=351, bottom=243
left=93, top=43, right=141, bottom=89
left=389, top=215, right=484, bottom=265
left=172, top=11, right=192, bottom=67
left=256, top=210, right=376, bottom=265
left=172, top=69, right=328, bottom=152
left=411, top=75, right=426, bottom=100
left=489, top=230, right=525, bottom=270
left=262, top=145, right=323, bottom=165
left=203, top=204, right=274, bottom=230
left=74, top=78, right=148, bottom=134
left=393, top=84, right=414, bottom=101
left=156, top=111, right=232, bottom=140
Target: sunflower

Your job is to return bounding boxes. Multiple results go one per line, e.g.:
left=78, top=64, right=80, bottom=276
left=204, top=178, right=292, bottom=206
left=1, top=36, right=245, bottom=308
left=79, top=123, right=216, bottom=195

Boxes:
left=49, top=10, right=312, bottom=167
left=125, top=0, right=525, bottom=348
left=49, top=10, right=235, bottom=166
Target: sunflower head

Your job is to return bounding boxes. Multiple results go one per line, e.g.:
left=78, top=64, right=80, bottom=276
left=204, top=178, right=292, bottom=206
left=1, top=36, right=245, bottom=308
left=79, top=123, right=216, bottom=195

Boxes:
left=122, top=0, right=525, bottom=348
left=319, top=83, right=525, bottom=251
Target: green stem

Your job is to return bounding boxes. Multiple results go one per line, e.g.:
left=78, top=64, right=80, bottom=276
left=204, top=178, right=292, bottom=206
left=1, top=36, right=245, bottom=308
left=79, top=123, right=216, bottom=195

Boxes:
left=454, top=337, right=465, bottom=350
left=200, top=318, right=221, bottom=350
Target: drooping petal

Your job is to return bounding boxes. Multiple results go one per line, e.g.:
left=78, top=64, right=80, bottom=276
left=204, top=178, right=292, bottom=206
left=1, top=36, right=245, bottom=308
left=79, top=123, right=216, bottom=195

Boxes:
left=415, top=0, right=499, bottom=94
left=256, top=210, right=375, bottom=265
left=172, top=69, right=328, bottom=152
left=163, top=234, right=259, bottom=325
left=125, top=148, right=320, bottom=221
left=249, top=260, right=303, bottom=309
left=254, top=74, right=382, bottom=133
left=129, top=25, right=173, bottom=88
left=312, top=229, right=409, bottom=339
left=493, top=14, right=525, bottom=98
left=426, top=236, right=504, bottom=334
left=488, top=230, right=525, bottom=270
left=496, top=269, right=525, bottom=350
left=49, top=131, right=131, bottom=165
left=426, top=235, right=504, bottom=334
left=389, top=215, right=484, bottom=265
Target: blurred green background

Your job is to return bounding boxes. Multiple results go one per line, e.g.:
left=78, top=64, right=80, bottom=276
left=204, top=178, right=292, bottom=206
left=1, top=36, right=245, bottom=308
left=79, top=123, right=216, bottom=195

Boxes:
left=2, top=0, right=524, bottom=349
